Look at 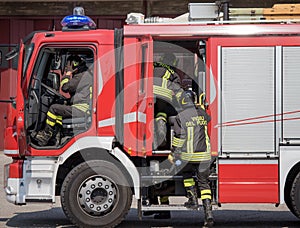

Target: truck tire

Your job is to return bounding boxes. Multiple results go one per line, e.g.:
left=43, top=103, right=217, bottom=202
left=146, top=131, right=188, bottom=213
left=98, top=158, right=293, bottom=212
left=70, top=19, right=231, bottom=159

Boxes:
left=61, top=160, right=132, bottom=228
left=285, top=194, right=296, bottom=217
left=290, top=171, right=300, bottom=218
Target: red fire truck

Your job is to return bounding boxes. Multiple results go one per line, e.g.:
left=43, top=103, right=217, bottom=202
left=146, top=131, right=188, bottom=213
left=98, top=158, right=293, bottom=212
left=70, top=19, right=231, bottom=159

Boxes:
left=3, top=2, right=300, bottom=227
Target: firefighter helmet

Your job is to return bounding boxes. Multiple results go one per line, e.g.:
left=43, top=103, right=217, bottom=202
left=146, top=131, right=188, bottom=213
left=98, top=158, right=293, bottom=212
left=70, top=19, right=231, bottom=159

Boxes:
left=160, top=53, right=177, bottom=67
left=180, top=90, right=196, bottom=107
left=67, top=54, right=84, bottom=70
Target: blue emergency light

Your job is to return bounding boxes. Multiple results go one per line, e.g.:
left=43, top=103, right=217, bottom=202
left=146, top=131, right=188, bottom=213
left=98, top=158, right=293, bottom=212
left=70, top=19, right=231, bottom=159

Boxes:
left=61, top=7, right=96, bottom=30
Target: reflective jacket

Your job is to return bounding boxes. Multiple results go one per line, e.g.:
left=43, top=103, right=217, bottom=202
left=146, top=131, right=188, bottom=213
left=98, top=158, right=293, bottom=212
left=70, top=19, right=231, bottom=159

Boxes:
left=61, top=64, right=93, bottom=113
left=153, top=62, right=181, bottom=103
left=172, top=105, right=211, bottom=162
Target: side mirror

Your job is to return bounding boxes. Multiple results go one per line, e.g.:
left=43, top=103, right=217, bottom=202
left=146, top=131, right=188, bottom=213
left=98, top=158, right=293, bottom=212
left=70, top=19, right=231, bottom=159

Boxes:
left=51, top=57, right=61, bottom=70
left=46, top=72, right=60, bottom=91
left=5, top=46, right=19, bottom=61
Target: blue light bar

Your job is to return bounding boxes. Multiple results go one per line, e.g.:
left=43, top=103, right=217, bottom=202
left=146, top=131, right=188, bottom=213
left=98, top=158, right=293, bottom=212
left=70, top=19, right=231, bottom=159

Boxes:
left=61, top=15, right=96, bottom=30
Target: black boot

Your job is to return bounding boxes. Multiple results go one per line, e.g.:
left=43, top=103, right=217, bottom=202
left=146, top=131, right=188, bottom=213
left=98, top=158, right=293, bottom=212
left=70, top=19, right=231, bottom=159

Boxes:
left=154, top=116, right=167, bottom=149
left=202, top=198, right=214, bottom=227
left=35, top=125, right=54, bottom=146
left=184, top=186, right=199, bottom=210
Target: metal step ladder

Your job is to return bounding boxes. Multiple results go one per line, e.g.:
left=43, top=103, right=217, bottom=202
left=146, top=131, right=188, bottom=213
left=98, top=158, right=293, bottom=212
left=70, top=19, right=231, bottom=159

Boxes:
left=142, top=203, right=203, bottom=211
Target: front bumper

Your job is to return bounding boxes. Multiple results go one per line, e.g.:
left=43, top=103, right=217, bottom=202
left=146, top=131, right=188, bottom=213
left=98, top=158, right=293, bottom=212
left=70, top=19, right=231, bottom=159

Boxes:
left=4, top=161, right=26, bottom=204
left=4, top=178, right=26, bottom=205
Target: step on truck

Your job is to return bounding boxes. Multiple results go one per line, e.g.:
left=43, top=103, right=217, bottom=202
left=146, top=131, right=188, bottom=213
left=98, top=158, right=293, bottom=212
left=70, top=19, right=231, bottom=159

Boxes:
left=3, top=2, right=300, bottom=227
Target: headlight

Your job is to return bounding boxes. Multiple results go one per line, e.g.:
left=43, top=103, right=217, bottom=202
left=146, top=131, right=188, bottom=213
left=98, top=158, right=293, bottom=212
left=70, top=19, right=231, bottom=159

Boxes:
left=4, top=163, right=10, bottom=189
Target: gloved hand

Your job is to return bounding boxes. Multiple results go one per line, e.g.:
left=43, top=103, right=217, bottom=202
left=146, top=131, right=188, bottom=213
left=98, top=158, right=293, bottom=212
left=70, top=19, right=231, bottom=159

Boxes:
left=61, top=75, right=70, bottom=90
left=168, top=148, right=182, bottom=166
left=61, top=75, right=70, bottom=82
left=168, top=153, right=175, bottom=164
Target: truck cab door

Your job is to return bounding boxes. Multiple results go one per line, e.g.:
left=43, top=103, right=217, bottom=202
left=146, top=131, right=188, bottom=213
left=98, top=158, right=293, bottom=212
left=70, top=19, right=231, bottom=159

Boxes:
left=15, top=42, right=27, bottom=156
left=5, top=31, right=40, bottom=156
left=4, top=42, right=27, bottom=157
left=137, top=36, right=153, bottom=157
left=123, top=35, right=153, bottom=157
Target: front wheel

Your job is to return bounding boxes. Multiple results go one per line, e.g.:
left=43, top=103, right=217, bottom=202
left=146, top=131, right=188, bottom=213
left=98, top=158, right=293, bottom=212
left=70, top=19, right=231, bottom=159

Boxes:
left=61, top=160, right=132, bottom=228
left=289, top=171, right=300, bottom=218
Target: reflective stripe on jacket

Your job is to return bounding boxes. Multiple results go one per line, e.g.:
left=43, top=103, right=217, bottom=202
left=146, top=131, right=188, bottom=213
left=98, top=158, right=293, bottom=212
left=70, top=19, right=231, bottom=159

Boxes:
left=172, top=105, right=211, bottom=162
left=61, top=64, right=93, bottom=113
left=153, top=62, right=181, bottom=103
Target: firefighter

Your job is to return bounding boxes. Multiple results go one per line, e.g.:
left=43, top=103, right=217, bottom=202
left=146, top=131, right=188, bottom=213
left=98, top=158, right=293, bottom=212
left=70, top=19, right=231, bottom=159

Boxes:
left=153, top=52, right=181, bottom=149
left=169, top=89, right=214, bottom=227
left=35, top=54, right=92, bottom=146
left=143, top=53, right=182, bottom=219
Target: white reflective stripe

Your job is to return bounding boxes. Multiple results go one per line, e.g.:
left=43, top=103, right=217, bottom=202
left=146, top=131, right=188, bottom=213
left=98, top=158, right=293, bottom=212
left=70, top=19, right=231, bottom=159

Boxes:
left=4, top=149, right=19, bottom=155
left=138, top=112, right=146, bottom=123
left=210, top=65, right=216, bottom=105
left=98, top=112, right=146, bottom=128
left=97, top=60, right=103, bottom=96
left=204, top=126, right=211, bottom=153
left=187, top=127, right=194, bottom=153
left=124, top=112, right=136, bottom=124
left=124, top=112, right=146, bottom=124
left=98, top=117, right=116, bottom=128
left=219, top=159, right=278, bottom=164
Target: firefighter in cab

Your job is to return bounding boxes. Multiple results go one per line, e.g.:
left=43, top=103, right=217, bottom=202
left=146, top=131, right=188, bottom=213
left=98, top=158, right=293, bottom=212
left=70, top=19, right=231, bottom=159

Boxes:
left=169, top=89, right=214, bottom=227
left=153, top=52, right=181, bottom=149
left=35, top=55, right=92, bottom=146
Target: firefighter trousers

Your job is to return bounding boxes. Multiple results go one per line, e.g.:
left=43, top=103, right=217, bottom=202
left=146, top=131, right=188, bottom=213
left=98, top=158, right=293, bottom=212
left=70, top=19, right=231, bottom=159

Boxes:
left=154, top=98, right=177, bottom=149
left=181, top=161, right=211, bottom=192
left=46, top=103, right=86, bottom=128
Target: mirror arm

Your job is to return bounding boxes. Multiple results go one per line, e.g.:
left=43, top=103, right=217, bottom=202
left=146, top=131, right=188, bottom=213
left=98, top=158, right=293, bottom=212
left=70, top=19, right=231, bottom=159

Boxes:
left=0, top=97, right=16, bottom=109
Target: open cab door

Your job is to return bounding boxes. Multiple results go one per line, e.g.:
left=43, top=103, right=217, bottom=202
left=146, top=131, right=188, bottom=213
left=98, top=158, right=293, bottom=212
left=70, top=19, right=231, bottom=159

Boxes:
left=137, top=36, right=153, bottom=157
left=123, top=35, right=153, bottom=157
left=4, top=41, right=26, bottom=157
